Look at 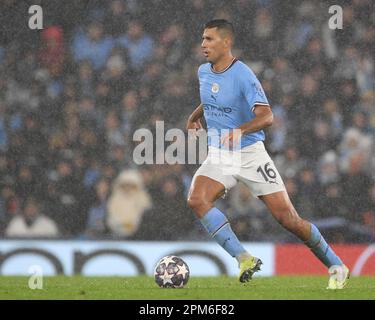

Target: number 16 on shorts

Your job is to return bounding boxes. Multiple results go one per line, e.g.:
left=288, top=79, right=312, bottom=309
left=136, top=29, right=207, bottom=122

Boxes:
left=257, top=162, right=278, bottom=183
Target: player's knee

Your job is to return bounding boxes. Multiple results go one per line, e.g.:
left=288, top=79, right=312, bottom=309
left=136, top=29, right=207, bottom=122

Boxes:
left=187, top=195, right=201, bottom=210
left=187, top=194, right=207, bottom=212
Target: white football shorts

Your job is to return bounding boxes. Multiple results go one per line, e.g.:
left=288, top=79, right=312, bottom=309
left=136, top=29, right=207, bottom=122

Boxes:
left=192, top=141, right=286, bottom=197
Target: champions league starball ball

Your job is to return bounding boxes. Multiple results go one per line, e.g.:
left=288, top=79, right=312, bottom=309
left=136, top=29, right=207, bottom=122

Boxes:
left=154, top=255, right=190, bottom=288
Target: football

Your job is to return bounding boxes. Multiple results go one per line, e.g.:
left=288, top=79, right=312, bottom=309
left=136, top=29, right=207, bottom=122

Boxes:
left=154, top=255, right=190, bottom=288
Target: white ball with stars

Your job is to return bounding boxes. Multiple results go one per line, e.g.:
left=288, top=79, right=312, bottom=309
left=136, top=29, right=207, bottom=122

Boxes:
left=154, top=255, right=190, bottom=288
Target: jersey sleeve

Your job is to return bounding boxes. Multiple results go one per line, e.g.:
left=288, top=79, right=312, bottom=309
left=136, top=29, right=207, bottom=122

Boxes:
left=241, top=71, right=270, bottom=111
left=197, top=64, right=204, bottom=80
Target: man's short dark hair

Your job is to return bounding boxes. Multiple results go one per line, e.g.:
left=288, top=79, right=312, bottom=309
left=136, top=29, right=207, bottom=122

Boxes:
left=204, top=19, right=234, bottom=40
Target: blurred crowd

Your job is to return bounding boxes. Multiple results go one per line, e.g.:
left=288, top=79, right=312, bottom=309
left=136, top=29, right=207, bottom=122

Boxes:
left=0, top=0, right=374, bottom=242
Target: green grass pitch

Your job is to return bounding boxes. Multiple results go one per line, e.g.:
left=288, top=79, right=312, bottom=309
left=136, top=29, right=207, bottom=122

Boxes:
left=1, top=276, right=375, bottom=300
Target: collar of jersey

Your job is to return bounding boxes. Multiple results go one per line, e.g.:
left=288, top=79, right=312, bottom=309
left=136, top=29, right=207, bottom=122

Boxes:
left=210, top=57, right=237, bottom=74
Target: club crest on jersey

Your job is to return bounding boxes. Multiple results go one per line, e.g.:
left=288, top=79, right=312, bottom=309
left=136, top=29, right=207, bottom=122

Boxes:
left=211, top=83, right=220, bottom=93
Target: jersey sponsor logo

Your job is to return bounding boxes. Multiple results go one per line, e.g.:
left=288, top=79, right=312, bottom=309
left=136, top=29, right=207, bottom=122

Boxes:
left=203, top=104, right=232, bottom=118
left=211, top=83, right=220, bottom=93
left=203, top=104, right=232, bottom=113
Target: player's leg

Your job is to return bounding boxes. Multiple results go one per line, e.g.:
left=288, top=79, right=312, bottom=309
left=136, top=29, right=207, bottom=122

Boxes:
left=259, top=191, right=311, bottom=240
left=187, top=175, right=246, bottom=256
left=187, top=175, right=225, bottom=218
left=187, top=175, right=262, bottom=282
left=237, top=142, right=348, bottom=288
left=259, top=190, right=349, bottom=289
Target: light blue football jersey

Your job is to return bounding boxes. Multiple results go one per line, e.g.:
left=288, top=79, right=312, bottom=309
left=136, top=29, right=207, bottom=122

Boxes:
left=198, top=59, right=270, bottom=149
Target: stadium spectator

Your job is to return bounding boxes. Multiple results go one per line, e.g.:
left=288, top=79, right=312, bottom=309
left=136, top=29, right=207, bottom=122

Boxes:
left=77, top=61, right=95, bottom=97
left=116, top=20, right=154, bottom=71
left=101, top=49, right=132, bottom=105
left=39, top=26, right=66, bottom=77
left=143, top=175, right=194, bottom=240
left=50, top=159, right=90, bottom=236
left=340, top=155, right=373, bottom=223
left=107, top=169, right=152, bottom=237
left=296, top=167, right=320, bottom=219
left=317, top=151, right=340, bottom=186
left=228, top=183, right=270, bottom=241
left=72, top=21, right=114, bottom=70
left=316, top=183, right=348, bottom=220
left=274, top=146, right=304, bottom=179
left=338, top=128, right=372, bottom=173
left=104, top=0, right=130, bottom=37
left=5, top=197, right=59, bottom=238
left=84, top=178, right=110, bottom=238
left=321, top=98, right=344, bottom=141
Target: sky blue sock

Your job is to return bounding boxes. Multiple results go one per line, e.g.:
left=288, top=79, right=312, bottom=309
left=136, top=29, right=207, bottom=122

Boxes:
left=305, top=224, right=343, bottom=268
left=200, top=207, right=246, bottom=258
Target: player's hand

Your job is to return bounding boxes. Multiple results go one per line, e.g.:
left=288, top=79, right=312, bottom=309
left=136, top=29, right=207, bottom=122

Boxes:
left=186, top=118, right=203, bottom=139
left=221, top=129, right=242, bottom=149
left=186, top=118, right=203, bottom=130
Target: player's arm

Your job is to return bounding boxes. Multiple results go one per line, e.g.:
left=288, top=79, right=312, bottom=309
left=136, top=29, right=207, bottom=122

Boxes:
left=186, top=104, right=204, bottom=131
left=238, top=104, right=273, bottom=134
left=221, top=105, right=273, bottom=147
